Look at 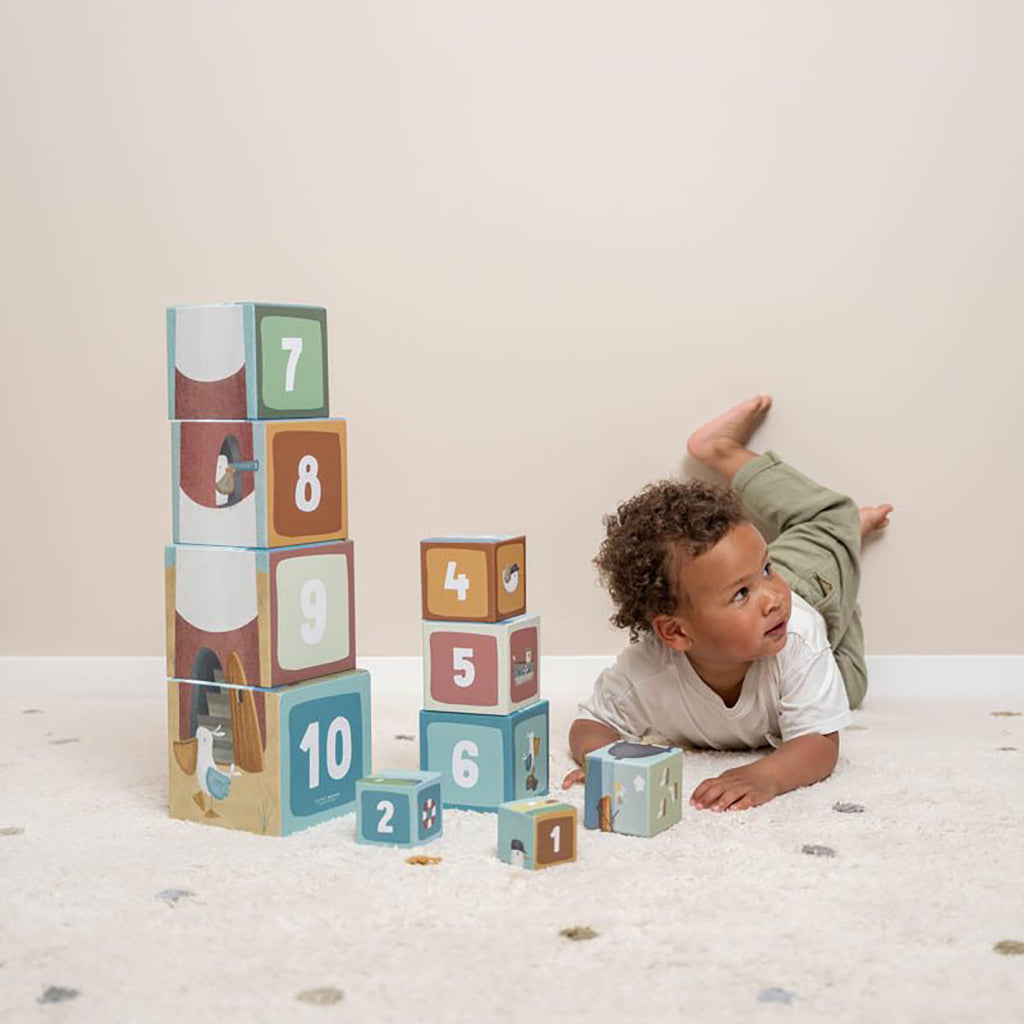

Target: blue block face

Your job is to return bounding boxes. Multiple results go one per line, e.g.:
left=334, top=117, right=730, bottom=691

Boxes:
left=356, top=771, right=443, bottom=847
left=420, top=702, right=549, bottom=811
left=360, top=788, right=412, bottom=845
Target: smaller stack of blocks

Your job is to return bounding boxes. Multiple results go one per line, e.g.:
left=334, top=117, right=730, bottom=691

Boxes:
left=418, top=537, right=550, bottom=811
left=164, top=302, right=372, bottom=836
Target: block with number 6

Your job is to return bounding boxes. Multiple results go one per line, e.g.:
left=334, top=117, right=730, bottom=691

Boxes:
left=420, top=536, right=526, bottom=622
left=356, top=771, right=443, bottom=848
left=419, top=701, right=549, bottom=811
left=498, top=798, right=578, bottom=870
left=166, top=540, right=355, bottom=689
left=423, top=614, right=540, bottom=715
left=168, top=669, right=371, bottom=836
left=172, top=418, right=347, bottom=548
left=167, top=302, right=329, bottom=420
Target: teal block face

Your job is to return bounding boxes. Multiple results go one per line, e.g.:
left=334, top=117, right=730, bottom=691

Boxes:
left=583, top=741, right=683, bottom=838
left=356, top=771, right=443, bottom=848
left=256, top=306, right=328, bottom=417
left=419, top=702, right=549, bottom=812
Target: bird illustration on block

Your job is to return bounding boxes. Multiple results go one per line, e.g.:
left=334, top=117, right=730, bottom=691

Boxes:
left=172, top=725, right=241, bottom=818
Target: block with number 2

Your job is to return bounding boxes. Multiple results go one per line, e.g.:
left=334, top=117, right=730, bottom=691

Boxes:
left=172, top=418, right=347, bottom=548
left=356, top=771, right=443, bottom=848
left=420, top=536, right=526, bottom=622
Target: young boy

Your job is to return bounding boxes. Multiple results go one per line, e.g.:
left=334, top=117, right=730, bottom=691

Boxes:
left=564, top=395, right=892, bottom=812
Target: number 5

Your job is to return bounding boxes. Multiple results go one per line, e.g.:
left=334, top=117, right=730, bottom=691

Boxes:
left=281, top=337, right=303, bottom=392
left=452, top=647, right=475, bottom=688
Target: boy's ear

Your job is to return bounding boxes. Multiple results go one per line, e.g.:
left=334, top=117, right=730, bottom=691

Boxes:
left=652, top=614, right=693, bottom=653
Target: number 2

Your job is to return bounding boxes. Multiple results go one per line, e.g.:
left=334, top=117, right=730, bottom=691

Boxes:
left=376, top=800, right=395, bottom=834
left=281, top=337, right=303, bottom=392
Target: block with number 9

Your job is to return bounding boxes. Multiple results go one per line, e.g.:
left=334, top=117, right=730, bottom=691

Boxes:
left=166, top=540, right=356, bottom=689
left=168, top=669, right=371, bottom=836
left=422, top=614, right=540, bottom=715
left=167, top=302, right=329, bottom=420
left=356, top=771, right=444, bottom=848
left=420, top=536, right=526, bottom=622
left=172, top=418, right=347, bottom=548
left=419, top=701, right=549, bottom=811
left=498, top=798, right=578, bottom=870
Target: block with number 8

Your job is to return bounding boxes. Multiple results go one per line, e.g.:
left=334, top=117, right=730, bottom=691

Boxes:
left=168, top=302, right=329, bottom=421
left=420, top=536, right=526, bottom=622
left=498, top=798, right=578, bottom=870
left=168, top=669, right=371, bottom=836
left=419, top=701, right=549, bottom=811
left=356, top=771, right=444, bottom=848
left=423, top=614, right=540, bottom=715
left=166, top=540, right=356, bottom=689
left=172, top=418, right=347, bottom=548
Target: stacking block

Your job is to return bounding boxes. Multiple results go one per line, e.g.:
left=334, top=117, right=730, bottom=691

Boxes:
left=356, top=771, right=443, bottom=848
left=168, top=669, right=371, bottom=835
left=423, top=614, right=539, bottom=715
left=498, top=798, right=577, bottom=870
left=167, top=302, right=329, bottom=420
left=165, top=540, right=355, bottom=689
left=172, top=418, right=347, bottom=548
left=419, top=701, right=548, bottom=811
left=420, top=536, right=526, bottom=622
left=583, top=742, right=683, bottom=838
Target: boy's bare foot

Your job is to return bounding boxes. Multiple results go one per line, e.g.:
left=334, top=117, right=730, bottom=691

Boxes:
left=686, top=394, right=772, bottom=483
left=860, top=504, right=893, bottom=542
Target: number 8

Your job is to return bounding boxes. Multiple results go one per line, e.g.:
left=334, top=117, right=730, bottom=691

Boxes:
left=295, top=455, right=322, bottom=512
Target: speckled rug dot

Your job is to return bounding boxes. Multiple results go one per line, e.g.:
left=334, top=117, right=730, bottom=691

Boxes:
left=2, top=671, right=1023, bottom=1023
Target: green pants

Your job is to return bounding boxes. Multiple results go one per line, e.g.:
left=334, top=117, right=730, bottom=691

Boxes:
left=732, top=451, right=867, bottom=709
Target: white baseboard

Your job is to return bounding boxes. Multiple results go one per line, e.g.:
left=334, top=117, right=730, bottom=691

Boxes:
left=0, top=655, right=1020, bottom=701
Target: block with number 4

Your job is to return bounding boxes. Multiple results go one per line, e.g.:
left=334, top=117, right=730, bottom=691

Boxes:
left=166, top=540, right=355, bottom=689
left=420, top=536, right=526, bottom=622
left=423, top=614, right=539, bottom=715
left=172, top=418, right=347, bottom=548
left=168, top=669, right=371, bottom=836
left=498, top=798, right=577, bottom=870
left=584, top=741, right=684, bottom=838
left=419, top=701, right=549, bottom=811
left=168, top=302, right=329, bottom=420
left=356, top=771, right=443, bottom=848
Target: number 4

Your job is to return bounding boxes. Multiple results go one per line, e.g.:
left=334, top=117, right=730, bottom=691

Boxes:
left=444, top=561, right=469, bottom=601
left=281, top=337, right=303, bottom=392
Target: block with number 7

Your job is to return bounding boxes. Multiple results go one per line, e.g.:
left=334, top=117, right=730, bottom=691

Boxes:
left=172, top=418, right=347, bottom=548
left=356, top=771, right=443, bottom=848
left=422, top=614, right=540, bottom=715
left=420, top=536, right=526, bottom=622
left=419, top=701, right=549, bottom=811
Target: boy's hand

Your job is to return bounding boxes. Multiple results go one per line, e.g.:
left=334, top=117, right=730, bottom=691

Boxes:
left=690, top=762, right=779, bottom=812
left=561, top=767, right=586, bottom=789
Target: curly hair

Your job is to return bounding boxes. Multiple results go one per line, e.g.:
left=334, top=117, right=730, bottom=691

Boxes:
left=594, top=478, right=746, bottom=641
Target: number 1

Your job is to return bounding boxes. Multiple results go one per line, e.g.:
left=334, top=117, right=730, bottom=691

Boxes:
left=282, top=337, right=303, bottom=392
left=550, top=824, right=561, bottom=854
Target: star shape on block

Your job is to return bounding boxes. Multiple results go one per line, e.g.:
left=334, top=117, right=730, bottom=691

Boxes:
left=632, top=774, right=645, bottom=793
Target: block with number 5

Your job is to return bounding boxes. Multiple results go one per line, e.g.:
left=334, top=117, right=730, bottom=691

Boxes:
left=168, top=302, right=329, bottom=420
left=419, top=701, right=549, bottom=811
left=166, top=540, right=356, bottom=689
left=168, top=669, right=371, bottom=836
left=498, top=798, right=578, bottom=870
left=172, top=418, right=347, bottom=548
left=420, top=536, right=526, bottom=622
left=356, top=771, right=443, bottom=848
left=423, top=614, right=540, bottom=714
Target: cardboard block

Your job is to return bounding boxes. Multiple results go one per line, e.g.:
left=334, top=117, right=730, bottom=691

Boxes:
left=167, top=302, right=329, bottom=420
left=172, top=418, right=347, bottom=548
left=583, top=742, right=683, bottom=838
left=356, top=771, right=444, bottom=848
left=419, top=701, right=548, bottom=812
left=165, top=540, right=355, bottom=689
left=167, top=669, right=371, bottom=836
left=422, top=614, right=540, bottom=715
left=420, top=536, right=526, bottom=622
left=498, top=797, right=577, bottom=870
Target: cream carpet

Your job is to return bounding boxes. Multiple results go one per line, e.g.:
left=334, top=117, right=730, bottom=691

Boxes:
left=1, top=659, right=1022, bottom=1023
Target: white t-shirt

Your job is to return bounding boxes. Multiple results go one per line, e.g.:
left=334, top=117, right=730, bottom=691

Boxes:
left=578, top=593, right=851, bottom=750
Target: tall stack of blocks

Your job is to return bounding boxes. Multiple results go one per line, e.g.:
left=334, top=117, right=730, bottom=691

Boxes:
left=164, top=302, right=372, bottom=836
left=418, top=537, right=549, bottom=810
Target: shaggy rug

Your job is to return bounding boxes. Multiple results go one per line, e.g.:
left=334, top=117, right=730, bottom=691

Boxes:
left=1, top=657, right=1022, bottom=1023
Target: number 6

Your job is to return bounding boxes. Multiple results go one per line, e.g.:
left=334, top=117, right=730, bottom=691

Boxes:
left=452, top=740, right=479, bottom=788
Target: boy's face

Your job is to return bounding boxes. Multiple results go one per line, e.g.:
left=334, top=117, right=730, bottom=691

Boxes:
left=653, top=521, right=792, bottom=666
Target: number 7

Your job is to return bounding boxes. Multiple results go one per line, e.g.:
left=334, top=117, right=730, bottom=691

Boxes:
left=281, top=337, right=303, bottom=392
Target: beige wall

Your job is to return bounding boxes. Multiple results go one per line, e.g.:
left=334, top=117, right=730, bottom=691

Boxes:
left=1, top=2, right=1021, bottom=657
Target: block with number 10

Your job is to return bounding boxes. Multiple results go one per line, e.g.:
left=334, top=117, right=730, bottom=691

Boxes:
left=420, top=536, right=526, bottom=622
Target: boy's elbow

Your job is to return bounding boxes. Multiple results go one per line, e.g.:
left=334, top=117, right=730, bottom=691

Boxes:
left=568, top=718, right=622, bottom=764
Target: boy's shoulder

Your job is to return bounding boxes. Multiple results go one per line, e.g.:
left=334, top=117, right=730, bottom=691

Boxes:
left=782, top=592, right=832, bottom=657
